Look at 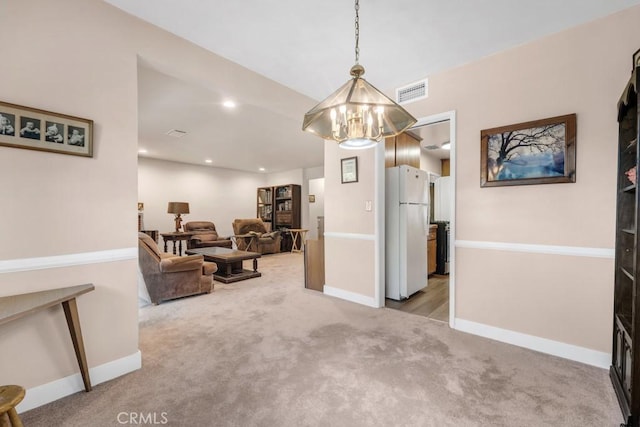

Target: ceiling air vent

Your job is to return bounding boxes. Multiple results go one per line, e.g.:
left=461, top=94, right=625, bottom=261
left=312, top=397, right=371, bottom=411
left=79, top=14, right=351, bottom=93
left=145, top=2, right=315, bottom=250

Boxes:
left=396, top=78, right=428, bottom=104
left=166, top=129, right=187, bottom=138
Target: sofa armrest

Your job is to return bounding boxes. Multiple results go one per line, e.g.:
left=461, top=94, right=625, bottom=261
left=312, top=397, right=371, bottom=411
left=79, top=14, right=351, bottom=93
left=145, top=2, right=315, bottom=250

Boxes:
left=202, top=261, right=217, bottom=275
left=160, top=255, right=204, bottom=273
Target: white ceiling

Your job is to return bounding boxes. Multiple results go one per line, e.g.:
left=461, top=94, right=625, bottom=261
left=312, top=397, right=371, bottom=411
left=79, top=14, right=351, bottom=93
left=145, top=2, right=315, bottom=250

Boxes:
left=106, top=0, right=640, bottom=173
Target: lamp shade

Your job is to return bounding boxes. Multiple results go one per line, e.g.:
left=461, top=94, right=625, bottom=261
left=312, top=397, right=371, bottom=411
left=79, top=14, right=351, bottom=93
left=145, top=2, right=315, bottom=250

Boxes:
left=302, top=66, right=417, bottom=149
left=167, top=202, right=189, bottom=215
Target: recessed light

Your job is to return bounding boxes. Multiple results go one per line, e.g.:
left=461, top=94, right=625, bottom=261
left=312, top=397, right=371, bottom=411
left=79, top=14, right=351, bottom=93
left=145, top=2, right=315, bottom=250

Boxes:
left=223, top=100, right=236, bottom=109
left=138, top=148, right=148, bottom=154
left=205, top=159, right=213, bottom=164
left=441, top=142, right=451, bottom=150
left=259, top=167, right=265, bottom=172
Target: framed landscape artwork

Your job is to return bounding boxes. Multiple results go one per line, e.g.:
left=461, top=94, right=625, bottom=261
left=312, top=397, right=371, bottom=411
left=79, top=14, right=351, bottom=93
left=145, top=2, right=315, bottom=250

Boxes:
left=0, top=101, right=93, bottom=157
left=480, top=114, right=576, bottom=187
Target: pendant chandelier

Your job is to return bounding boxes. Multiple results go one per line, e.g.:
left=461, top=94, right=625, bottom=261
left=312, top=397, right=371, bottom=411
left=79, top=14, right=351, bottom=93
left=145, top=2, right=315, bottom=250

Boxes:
left=302, top=0, right=417, bottom=149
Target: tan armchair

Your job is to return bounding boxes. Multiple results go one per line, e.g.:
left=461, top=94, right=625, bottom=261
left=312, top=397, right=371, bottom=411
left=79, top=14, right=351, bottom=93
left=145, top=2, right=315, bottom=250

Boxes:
left=184, top=221, right=233, bottom=249
left=232, top=218, right=281, bottom=254
left=138, top=232, right=217, bottom=305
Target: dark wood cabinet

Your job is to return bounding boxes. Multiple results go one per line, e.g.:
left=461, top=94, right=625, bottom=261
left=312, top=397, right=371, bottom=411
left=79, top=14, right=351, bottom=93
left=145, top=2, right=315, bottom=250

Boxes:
left=257, top=187, right=274, bottom=230
left=256, top=184, right=301, bottom=251
left=611, top=48, right=640, bottom=427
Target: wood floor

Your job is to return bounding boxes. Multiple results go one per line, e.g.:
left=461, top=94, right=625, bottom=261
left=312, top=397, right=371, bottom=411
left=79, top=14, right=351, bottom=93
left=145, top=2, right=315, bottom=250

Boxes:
left=385, top=275, right=449, bottom=322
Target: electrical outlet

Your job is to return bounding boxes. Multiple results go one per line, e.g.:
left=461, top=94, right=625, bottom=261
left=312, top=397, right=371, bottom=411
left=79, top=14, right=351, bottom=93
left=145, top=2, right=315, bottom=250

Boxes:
left=365, top=200, right=372, bottom=211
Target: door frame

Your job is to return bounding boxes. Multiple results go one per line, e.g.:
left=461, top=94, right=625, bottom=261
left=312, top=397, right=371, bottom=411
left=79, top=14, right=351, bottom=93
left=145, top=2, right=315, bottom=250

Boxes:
left=376, top=110, right=457, bottom=327
left=413, top=111, right=456, bottom=327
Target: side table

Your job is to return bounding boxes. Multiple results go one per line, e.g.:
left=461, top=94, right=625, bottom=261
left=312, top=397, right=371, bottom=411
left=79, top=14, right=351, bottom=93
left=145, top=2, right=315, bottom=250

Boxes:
left=288, top=229, right=309, bottom=253
left=230, top=234, right=257, bottom=252
left=160, top=232, right=194, bottom=256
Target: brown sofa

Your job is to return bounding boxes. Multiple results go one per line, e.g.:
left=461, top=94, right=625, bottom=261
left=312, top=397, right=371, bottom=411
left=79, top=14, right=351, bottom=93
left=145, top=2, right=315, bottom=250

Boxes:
left=184, top=221, right=233, bottom=249
left=138, top=232, right=217, bottom=305
left=232, top=218, right=281, bottom=254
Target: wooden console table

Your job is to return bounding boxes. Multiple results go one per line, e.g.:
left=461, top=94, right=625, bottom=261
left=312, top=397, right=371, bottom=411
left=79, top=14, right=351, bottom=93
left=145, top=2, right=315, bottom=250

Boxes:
left=0, top=283, right=95, bottom=392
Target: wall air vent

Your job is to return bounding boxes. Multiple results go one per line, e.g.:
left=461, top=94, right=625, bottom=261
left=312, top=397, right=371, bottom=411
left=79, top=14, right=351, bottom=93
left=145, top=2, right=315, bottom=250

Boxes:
left=166, top=129, right=187, bottom=138
left=396, top=78, right=428, bottom=104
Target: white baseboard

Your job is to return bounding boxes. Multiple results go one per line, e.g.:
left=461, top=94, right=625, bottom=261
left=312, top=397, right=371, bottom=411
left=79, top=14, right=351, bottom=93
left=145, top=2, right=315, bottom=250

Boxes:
left=17, top=350, right=142, bottom=413
left=323, top=285, right=380, bottom=308
left=454, top=318, right=610, bottom=368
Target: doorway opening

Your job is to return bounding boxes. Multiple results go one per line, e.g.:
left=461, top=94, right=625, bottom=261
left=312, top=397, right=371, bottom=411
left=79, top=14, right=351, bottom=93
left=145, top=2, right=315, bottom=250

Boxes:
left=384, top=112, right=455, bottom=325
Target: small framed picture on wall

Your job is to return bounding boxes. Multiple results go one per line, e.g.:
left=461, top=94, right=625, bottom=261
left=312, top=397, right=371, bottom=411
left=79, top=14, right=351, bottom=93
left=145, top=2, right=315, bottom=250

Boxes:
left=341, top=156, right=358, bottom=184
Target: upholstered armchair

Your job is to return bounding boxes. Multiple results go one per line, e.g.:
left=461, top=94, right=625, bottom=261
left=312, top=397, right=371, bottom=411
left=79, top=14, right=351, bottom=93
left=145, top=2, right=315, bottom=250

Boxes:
left=232, top=218, right=281, bottom=254
left=184, top=221, right=232, bottom=249
left=138, top=232, right=217, bottom=305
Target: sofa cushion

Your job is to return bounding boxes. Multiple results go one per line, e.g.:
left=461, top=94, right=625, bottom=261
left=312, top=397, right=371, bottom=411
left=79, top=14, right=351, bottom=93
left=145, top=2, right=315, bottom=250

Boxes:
left=138, top=232, right=162, bottom=258
left=193, top=232, right=219, bottom=242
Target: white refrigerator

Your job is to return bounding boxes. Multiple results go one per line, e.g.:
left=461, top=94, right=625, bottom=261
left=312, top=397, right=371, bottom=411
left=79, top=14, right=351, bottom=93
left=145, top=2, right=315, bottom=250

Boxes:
left=385, top=165, right=430, bottom=300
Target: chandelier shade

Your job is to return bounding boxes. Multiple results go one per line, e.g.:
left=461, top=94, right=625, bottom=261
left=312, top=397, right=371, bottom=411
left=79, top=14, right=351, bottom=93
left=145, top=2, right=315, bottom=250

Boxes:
left=302, top=66, right=417, bottom=149
left=301, top=0, right=417, bottom=149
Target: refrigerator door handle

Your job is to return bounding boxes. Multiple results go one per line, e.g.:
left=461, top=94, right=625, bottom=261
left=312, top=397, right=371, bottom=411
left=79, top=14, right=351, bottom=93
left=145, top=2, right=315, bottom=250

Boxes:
left=422, top=204, right=428, bottom=235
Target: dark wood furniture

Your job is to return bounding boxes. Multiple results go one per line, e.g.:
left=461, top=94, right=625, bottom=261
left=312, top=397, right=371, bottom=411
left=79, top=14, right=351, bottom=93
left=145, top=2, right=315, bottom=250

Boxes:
left=273, top=184, right=301, bottom=230
left=611, top=48, right=640, bottom=427
left=257, top=186, right=274, bottom=231
left=256, top=184, right=301, bottom=251
left=0, top=284, right=95, bottom=392
left=185, top=247, right=261, bottom=284
left=160, top=231, right=194, bottom=256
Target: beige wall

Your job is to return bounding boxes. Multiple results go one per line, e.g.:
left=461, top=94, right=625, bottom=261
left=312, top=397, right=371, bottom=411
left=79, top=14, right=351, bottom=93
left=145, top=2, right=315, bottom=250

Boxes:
left=403, top=6, right=640, bottom=353
left=138, top=157, right=266, bottom=237
left=420, top=150, right=443, bottom=176
left=0, top=0, right=142, bottom=398
left=323, top=141, right=379, bottom=302
left=0, top=0, right=318, bottom=407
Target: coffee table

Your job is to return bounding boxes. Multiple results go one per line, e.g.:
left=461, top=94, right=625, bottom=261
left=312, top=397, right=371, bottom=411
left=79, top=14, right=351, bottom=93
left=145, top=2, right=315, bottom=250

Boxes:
left=185, top=247, right=261, bottom=283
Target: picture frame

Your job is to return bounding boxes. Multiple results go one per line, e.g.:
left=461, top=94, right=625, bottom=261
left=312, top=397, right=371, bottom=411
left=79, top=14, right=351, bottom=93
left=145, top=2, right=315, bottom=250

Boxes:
left=0, top=101, right=93, bottom=157
left=341, top=156, right=358, bottom=184
left=480, top=114, right=576, bottom=187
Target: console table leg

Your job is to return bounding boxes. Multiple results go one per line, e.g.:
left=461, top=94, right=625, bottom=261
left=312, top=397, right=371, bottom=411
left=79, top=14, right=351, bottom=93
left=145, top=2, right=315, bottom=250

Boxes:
left=253, top=258, right=258, bottom=272
left=62, top=298, right=92, bottom=392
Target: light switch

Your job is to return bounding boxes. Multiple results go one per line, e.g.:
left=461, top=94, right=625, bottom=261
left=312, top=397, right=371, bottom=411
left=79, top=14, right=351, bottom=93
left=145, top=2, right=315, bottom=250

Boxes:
left=365, top=200, right=372, bottom=211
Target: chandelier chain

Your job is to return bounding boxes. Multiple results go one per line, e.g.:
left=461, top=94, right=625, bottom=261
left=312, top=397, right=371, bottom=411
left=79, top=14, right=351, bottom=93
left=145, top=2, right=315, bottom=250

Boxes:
left=354, top=0, right=360, bottom=64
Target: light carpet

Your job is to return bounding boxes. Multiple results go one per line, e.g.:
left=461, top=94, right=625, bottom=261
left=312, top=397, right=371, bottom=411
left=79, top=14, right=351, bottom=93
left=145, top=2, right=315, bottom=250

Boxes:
left=22, top=253, right=622, bottom=426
